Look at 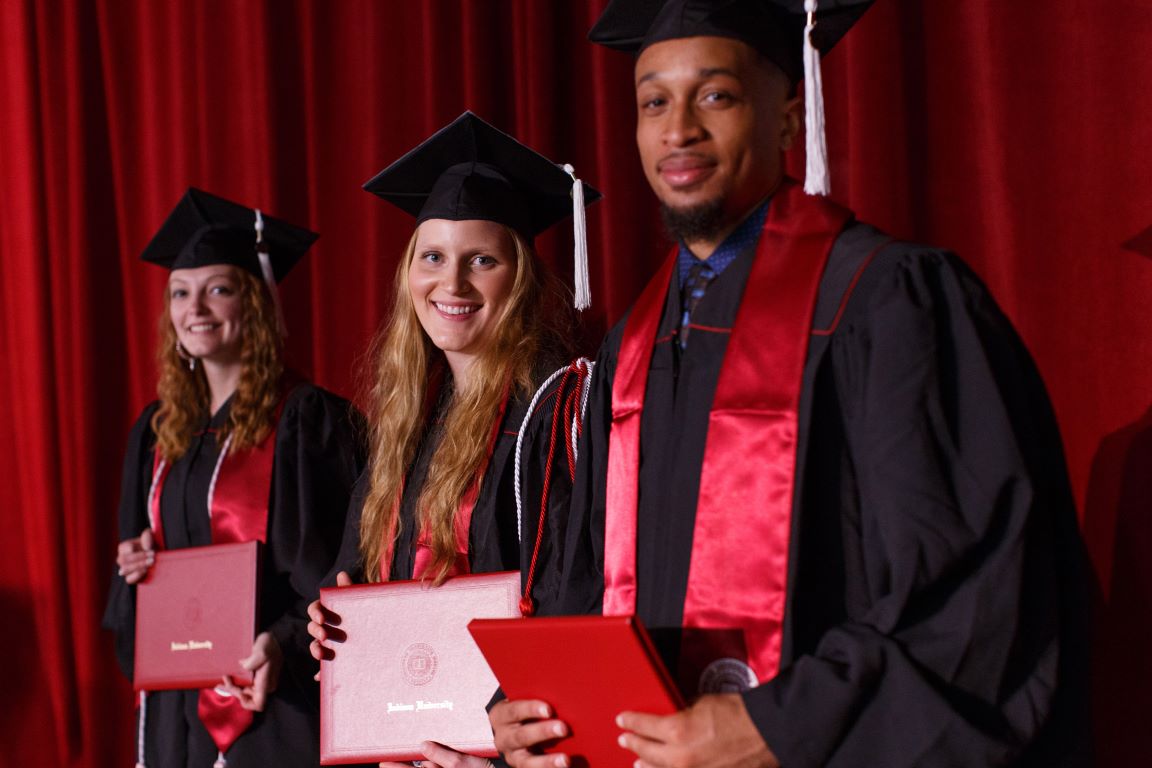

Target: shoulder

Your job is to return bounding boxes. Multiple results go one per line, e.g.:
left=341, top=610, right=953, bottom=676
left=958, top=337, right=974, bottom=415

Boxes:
left=831, top=224, right=1004, bottom=329
left=278, top=381, right=365, bottom=437
left=128, top=400, right=162, bottom=442
left=514, top=359, right=595, bottom=437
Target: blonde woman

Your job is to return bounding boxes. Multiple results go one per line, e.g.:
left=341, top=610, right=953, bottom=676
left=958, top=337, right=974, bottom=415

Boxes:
left=103, top=188, right=366, bottom=768
left=308, top=113, right=599, bottom=767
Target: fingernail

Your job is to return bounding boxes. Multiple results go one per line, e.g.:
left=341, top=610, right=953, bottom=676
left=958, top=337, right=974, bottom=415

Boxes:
left=618, top=734, right=628, bottom=748
left=553, top=723, right=565, bottom=737
left=538, top=704, right=550, bottom=718
left=555, top=757, right=568, bottom=768
left=615, top=714, right=625, bottom=727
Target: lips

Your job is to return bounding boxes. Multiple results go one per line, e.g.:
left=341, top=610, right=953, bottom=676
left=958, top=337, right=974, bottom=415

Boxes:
left=657, top=154, right=716, bottom=189
left=186, top=323, right=220, bottom=332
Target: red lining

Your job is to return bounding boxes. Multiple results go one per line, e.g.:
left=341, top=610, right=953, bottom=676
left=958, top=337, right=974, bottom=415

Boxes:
left=686, top=323, right=732, bottom=334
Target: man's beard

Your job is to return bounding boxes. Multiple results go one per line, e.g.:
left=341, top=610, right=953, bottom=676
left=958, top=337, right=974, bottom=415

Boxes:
left=660, top=199, right=727, bottom=244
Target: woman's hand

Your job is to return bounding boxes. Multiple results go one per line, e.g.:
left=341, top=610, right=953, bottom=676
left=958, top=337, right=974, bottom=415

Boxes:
left=307, top=570, right=353, bottom=679
left=379, top=740, right=494, bottom=768
left=219, top=631, right=283, bottom=712
left=116, top=528, right=156, bottom=584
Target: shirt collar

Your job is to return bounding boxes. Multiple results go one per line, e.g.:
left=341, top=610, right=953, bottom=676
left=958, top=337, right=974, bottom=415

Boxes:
left=677, top=200, right=770, bottom=285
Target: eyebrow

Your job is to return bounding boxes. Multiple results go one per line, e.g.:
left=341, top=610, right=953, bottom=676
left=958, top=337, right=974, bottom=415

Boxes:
left=637, top=66, right=740, bottom=86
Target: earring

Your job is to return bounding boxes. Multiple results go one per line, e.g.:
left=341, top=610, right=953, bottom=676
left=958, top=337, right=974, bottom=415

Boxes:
left=175, top=340, right=197, bottom=372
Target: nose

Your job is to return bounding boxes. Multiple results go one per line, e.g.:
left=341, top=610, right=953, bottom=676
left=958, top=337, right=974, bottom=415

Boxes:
left=664, top=101, right=705, bottom=147
left=440, top=262, right=472, bottom=295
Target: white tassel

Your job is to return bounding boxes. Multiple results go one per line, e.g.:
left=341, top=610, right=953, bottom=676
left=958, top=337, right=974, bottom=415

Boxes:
left=213, top=753, right=227, bottom=768
left=135, top=690, right=148, bottom=768
left=803, top=0, right=830, bottom=196
left=562, top=164, right=591, bottom=311
left=254, top=209, right=288, bottom=336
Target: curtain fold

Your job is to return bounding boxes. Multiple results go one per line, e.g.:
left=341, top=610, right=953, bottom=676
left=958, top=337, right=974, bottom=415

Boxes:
left=1, top=1, right=1148, bottom=765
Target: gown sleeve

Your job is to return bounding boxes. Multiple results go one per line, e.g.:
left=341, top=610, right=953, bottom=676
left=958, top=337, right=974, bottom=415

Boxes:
left=101, top=401, right=161, bottom=680
left=263, top=385, right=368, bottom=692
left=743, top=250, right=1090, bottom=767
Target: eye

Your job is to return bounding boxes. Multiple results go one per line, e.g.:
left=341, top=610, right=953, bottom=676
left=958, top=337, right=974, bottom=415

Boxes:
left=209, top=284, right=235, bottom=296
left=701, top=90, right=732, bottom=106
left=170, top=288, right=188, bottom=299
left=639, top=94, right=667, bottom=112
left=420, top=251, right=443, bottom=263
left=471, top=254, right=499, bottom=269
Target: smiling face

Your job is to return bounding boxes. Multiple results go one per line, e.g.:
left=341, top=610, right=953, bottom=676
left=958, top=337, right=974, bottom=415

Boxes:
left=634, top=35, right=800, bottom=251
left=407, top=218, right=518, bottom=378
left=167, top=265, right=245, bottom=367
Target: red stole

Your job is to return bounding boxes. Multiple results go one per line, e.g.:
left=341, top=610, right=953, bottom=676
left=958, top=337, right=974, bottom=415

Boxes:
left=382, top=384, right=511, bottom=582
left=604, top=180, right=851, bottom=685
left=147, top=400, right=283, bottom=759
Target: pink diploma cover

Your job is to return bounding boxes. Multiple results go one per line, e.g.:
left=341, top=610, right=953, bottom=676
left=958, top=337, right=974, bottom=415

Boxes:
left=468, top=615, right=685, bottom=768
left=319, top=570, right=521, bottom=765
left=133, top=540, right=259, bottom=690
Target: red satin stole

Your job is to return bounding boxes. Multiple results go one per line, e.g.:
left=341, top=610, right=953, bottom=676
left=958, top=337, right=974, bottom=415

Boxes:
left=147, top=401, right=283, bottom=757
left=604, top=180, right=851, bottom=683
left=382, top=386, right=511, bottom=582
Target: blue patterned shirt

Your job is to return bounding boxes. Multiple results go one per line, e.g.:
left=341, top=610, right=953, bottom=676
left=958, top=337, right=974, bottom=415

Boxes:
left=676, top=200, right=770, bottom=288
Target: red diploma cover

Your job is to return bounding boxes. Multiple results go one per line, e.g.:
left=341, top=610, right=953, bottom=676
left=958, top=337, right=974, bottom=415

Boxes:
left=468, top=615, right=685, bottom=768
left=133, top=540, right=259, bottom=690
left=319, top=570, right=521, bottom=765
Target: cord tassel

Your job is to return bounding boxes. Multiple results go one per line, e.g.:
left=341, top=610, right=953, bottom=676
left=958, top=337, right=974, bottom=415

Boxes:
left=803, top=0, right=830, bottom=196
left=562, top=164, right=591, bottom=310
left=254, top=209, right=288, bottom=336
left=135, top=690, right=148, bottom=768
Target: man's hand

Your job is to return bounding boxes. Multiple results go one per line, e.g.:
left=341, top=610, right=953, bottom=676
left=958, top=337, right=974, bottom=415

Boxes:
left=489, top=699, right=571, bottom=768
left=617, top=693, right=779, bottom=768
left=220, top=631, right=283, bottom=712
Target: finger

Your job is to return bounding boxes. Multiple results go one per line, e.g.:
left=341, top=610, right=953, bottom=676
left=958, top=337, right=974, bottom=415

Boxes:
left=617, top=730, right=674, bottom=766
left=616, top=710, right=674, bottom=741
left=240, top=647, right=267, bottom=672
left=419, top=740, right=482, bottom=768
left=306, top=599, right=325, bottom=624
left=336, top=570, right=353, bottom=587
left=490, top=699, right=554, bottom=727
left=378, top=762, right=415, bottom=768
left=218, top=675, right=243, bottom=698
left=505, top=750, right=570, bottom=768
left=117, top=538, right=139, bottom=556
left=140, top=528, right=154, bottom=551
left=495, top=719, right=569, bottom=755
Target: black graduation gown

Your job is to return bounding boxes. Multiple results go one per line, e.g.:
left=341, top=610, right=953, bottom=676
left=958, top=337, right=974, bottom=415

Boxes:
left=326, top=368, right=580, bottom=613
left=557, top=222, right=1092, bottom=767
left=102, top=383, right=367, bottom=768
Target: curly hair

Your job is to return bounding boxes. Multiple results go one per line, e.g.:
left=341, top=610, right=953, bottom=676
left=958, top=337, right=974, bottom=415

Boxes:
left=358, top=226, right=573, bottom=584
left=152, top=267, right=284, bottom=461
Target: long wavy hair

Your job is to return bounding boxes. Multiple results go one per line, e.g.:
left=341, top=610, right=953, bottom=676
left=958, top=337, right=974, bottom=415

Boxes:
left=152, top=267, right=284, bottom=461
left=358, top=225, right=572, bottom=584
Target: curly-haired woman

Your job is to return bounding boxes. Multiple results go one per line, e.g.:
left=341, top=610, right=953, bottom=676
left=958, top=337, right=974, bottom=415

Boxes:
left=103, top=188, right=366, bottom=768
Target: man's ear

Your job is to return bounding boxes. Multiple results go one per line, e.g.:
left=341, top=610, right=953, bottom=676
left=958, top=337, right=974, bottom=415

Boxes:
left=780, top=94, right=803, bottom=151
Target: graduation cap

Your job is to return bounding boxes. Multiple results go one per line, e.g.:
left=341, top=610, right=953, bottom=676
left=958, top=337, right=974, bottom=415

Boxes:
left=363, top=111, right=602, bottom=310
left=141, top=187, right=319, bottom=333
left=589, top=0, right=876, bottom=196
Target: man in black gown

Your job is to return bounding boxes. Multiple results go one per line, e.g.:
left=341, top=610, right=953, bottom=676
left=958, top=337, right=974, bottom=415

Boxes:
left=491, top=2, right=1091, bottom=767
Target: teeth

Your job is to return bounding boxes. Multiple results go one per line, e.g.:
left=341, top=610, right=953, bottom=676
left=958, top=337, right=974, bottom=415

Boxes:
left=434, top=303, right=479, bottom=316
left=189, top=324, right=217, bottom=331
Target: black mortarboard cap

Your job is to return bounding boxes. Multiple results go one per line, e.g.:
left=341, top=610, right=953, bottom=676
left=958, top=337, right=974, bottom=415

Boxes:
left=362, top=111, right=602, bottom=239
left=588, top=0, right=874, bottom=83
left=139, top=187, right=318, bottom=282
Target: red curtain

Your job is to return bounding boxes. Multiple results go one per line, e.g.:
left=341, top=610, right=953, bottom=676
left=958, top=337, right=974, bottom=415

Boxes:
left=1, top=1, right=1148, bottom=765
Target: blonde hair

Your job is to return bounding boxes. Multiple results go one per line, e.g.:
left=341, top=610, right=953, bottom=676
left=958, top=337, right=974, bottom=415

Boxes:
left=359, top=225, right=571, bottom=584
left=152, top=267, right=284, bottom=460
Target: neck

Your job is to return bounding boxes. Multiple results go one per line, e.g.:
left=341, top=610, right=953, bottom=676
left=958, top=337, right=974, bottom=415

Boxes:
left=202, top=360, right=242, bottom=415
left=444, top=353, right=475, bottom=392
left=683, top=180, right=781, bottom=260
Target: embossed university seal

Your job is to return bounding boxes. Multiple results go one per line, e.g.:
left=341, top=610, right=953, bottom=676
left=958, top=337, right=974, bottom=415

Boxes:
left=401, top=642, right=438, bottom=686
left=698, top=657, right=757, bottom=694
